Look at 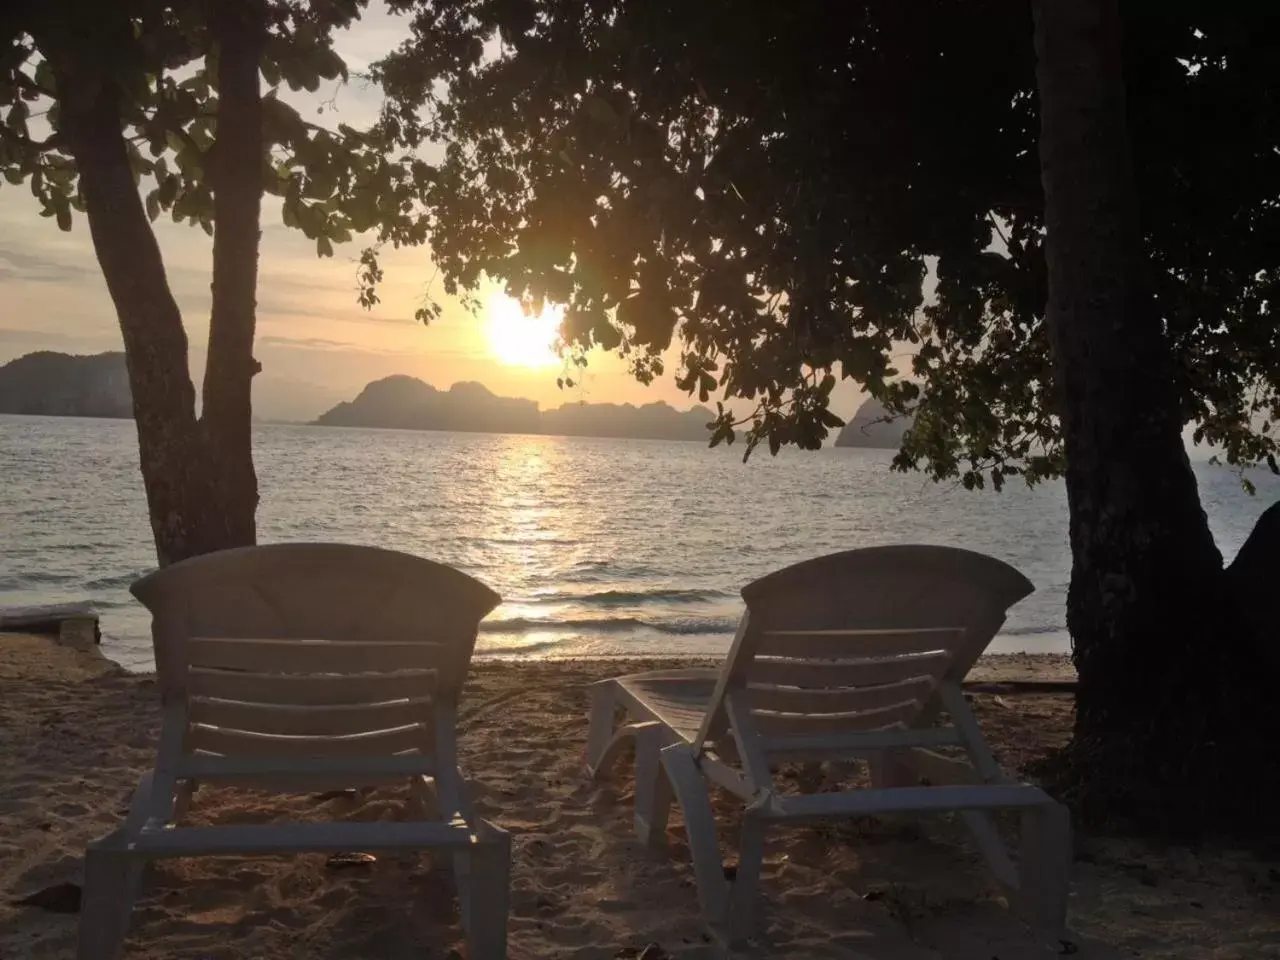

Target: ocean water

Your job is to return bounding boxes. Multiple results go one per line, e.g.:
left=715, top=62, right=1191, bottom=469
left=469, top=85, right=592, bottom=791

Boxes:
left=1, top=414, right=1275, bottom=673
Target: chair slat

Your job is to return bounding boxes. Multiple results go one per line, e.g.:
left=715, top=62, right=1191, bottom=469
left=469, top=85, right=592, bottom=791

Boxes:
left=127, top=819, right=479, bottom=857
left=753, top=627, right=964, bottom=659
left=173, top=751, right=437, bottom=784
left=750, top=699, right=920, bottom=739
left=745, top=651, right=953, bottom=690
left=186, top=638, right=440, bottom=674
left=189, top=697, right=434, bottom=737
left=187, top=722, right=428, bottom=758
left=757, top=725, right=965, bottom=756
left=187, top=668, right=436, bottom=705
left=768, top=783, right=1055, bottom=820
left=746, top=676, right=935, bottom=716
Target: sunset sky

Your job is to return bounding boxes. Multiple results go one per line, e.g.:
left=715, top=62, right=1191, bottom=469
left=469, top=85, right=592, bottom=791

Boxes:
left=0, top=4, right=871, bottom=424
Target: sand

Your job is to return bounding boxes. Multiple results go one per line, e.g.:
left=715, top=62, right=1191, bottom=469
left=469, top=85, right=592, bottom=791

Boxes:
left=2, top=636, right=1277, bottom=959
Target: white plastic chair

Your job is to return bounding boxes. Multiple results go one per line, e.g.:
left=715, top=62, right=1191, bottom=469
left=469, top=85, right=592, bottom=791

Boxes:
left=587, top=545, right=1070, bottom=944
left=77, top=543, right=510, bottom=960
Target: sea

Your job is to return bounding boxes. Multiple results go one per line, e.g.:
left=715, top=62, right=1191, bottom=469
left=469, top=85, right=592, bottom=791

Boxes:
left=2, top=414, right=1276, bottom=673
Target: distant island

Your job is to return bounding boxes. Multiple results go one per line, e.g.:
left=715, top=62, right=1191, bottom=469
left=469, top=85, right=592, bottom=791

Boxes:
left=1, top=351, right=902, bottom=447
left=314, top=375, right=719, bottom=442
left=0, top=351, right=132, bottom=419
left=834, top=397, right=913, bottom=449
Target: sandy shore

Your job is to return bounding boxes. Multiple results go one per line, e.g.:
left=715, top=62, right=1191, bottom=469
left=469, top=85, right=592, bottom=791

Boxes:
left=2, top=636, right=1276, bottom=959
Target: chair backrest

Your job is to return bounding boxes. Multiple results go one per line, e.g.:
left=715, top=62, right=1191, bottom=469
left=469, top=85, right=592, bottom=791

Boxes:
left=694, top=545, right=1034, bottom=752
left=131, top=543, right=501, bottom=764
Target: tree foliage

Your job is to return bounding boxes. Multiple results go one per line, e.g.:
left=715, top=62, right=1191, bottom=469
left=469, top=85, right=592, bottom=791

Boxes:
left=374, top=0, right=1280, bottom=485
left=1, top=0, right=446, bottom=562
left=1, top=0, right=429, bottom=270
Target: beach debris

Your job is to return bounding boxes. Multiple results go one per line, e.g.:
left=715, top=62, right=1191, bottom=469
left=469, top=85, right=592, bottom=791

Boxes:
left=10, top=881, right=82, bottom=913
left=0, top=602, right=100, bottom=646
left=314, top=788, right=358, bottom=802
left=324, top=852, right=376, bottom=870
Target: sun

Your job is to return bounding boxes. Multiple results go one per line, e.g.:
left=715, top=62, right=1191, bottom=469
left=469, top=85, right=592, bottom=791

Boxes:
left=486, top=294, right=562, bottom=368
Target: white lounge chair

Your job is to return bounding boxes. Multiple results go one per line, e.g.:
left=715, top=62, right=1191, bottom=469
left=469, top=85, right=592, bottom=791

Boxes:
left=586, top=545, right=1071, bottom=944
left=78, top=543, right=510, bottom=960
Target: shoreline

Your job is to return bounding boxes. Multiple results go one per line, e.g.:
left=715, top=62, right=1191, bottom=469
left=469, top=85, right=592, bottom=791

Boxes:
left=2, top=634, right=1274, bottom=959
left=93, top=630, right=1078, bottom=676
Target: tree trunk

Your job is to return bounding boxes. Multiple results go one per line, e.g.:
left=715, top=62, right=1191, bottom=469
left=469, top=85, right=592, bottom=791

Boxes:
left=202, top=0, right=268, bottom=548
left=44, top=7, right=259, bottom=566
left=1032, top=0, right=1279, bottom=831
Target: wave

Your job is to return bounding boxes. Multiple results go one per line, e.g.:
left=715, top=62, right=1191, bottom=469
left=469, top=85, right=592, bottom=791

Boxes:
left=524, top=587, right=730, bottom=607
left=557, top=561, right=662, bottom=584
left=0, top=571, right=80, bottom=588
left=1000, top=623, right=1066, bottom=637
left=478, top=638, right=567, bottom=657
left=84, top=571, right=151, bottom=590
left=438, top=535, right=583, bottom=547
left=480, top=615, right=739, bottom=637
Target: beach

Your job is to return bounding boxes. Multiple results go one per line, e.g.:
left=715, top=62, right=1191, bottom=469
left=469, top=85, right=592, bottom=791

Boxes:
left=2, top=635, right=1277, bottom=959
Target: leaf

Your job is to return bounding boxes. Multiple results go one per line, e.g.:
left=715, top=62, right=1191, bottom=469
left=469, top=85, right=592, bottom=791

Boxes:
left=33, top=60, right=56, bottom=95
left=145, top=190, right=160, bottom=222
left=55, top=204, right=71, bottom=232
left=316, top=234, right=334, bottom=257
left=261, top=56, right=282, bottom=88
left=698, top=371, right=716, bottom=402
left=157, top=174, right=179, bottom=206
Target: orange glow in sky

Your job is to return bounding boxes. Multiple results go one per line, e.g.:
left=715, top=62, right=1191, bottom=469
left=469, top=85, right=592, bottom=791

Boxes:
left=485, top=294, right=562, bottom=368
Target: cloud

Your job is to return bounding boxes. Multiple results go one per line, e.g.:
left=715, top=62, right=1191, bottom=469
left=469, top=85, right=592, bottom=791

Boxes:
left=255, top=293, right=419, bottom=327
left=0, top=327, right=78, bottom=346
left=258, top=335, right=359, bottom=350
left=255, top=332, right=471, bottom=360
left=0, top=244, right=92, bottom=284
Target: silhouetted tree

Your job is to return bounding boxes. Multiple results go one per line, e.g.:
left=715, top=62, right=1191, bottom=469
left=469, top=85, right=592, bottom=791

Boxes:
left=0, top=0, right=430, bottom=564
left=374, top=0, right=1280, bottom=830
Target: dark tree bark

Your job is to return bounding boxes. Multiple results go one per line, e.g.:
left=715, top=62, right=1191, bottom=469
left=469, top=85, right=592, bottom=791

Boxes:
left=203, top=0, right=268, bottom=549
left=1032, top=0, right=1279, bottom=830
left=53, top=64, right=227, bottom=565
left=39, top=4, right=267, bottom=567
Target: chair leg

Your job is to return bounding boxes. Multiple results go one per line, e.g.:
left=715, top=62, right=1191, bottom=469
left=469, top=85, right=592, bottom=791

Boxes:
left=632, top=724, right=673, bottom=845
left=433, top=768, right=481, bottom=927
left=585, top=681, right=618, bottom=774
left=172, top=779, right=196, bottom=823
left=77, top=838, right=143, bottom=960
left=660, top=744, right=730, bottom=931
left=408, top=775, right=441, bottom=819
left=1016, top=802, right=1072, bottom=940
left=726, top=813, right=767, bottom=943
left=460, top=823, right=511, bottom=960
